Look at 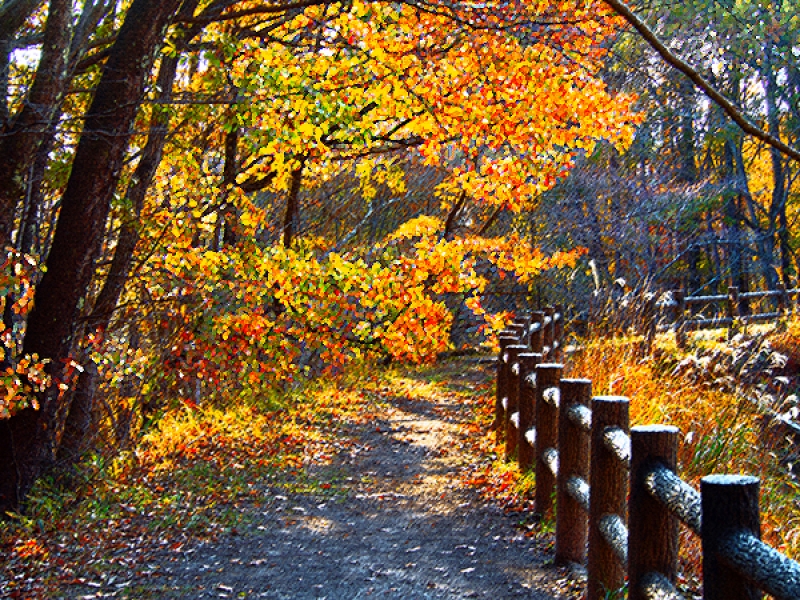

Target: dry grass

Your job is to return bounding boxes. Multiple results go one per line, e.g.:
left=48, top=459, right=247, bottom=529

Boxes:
left=566, top=329, right=800, bottom=574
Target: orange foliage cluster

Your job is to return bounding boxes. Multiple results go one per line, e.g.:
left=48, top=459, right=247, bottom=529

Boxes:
left=54, top=0, right=644, bottom=418
left=0, top=249, right=50, bottom=417
left=128, top=216, right=584, bottom=408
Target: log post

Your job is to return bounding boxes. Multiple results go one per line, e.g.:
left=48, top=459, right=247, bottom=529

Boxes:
left=495, top=332, right=518, bottom=435
left=504, top=344, right=527, bottom=461
left=553, top=304, right=564, bottom=361
left=628, top=425, right=680, bottom=600
left=556, top=378, right=591, bottom=566
left=517, top=352, right=542, bottom=472
left=701, top=474, right=762, bottom=600
left=543, top=306, right=555, bottom=358
left=513, top=315, right=532, bottom=347
left=727, top=286, right=740, bottom=340
left=673, top=290, right=687, bottom=349
left=530, top=311, right=545, bottom=354
left=588, top=396, right=629, bottom=600
left=509, top=321, right=528, bottom=348
left=534, top=363, right=563, bottom=517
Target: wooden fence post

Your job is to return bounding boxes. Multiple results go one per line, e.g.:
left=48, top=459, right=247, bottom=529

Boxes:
left=628, top=425, right=680, bottom=600
left=553, top=304, right=564, bottom=361
left=556, top=378, right=591, bottom=566
left=530, top=311, right=545, bottom=354
left=543, top=306, right=555, bottom=358
left=588, top=396, right=630, bottom=600
left=495, top=333, right=518, bottom=435
left=509, top=322, right=528, bottom=348
left=515, top=314, right=532, bottom=347
left=517, top=352, right=542, bottom=472
left=534, top=363, right=563, bottom=517
left=727, top=286, right=740, bottom=340
left=505, top=344, right=527, bottom=461
left=701, top=474, right=762, bottom=600
left=673, top=290, right=687, bottom=349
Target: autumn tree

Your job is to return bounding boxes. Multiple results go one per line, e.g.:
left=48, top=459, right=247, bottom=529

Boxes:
left=0, top=0, right=640, bottom=512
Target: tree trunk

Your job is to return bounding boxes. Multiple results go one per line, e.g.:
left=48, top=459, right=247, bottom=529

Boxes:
left=733, top=144, right=778, bottom=291
left=0, top=0, right=72, bottom=247
left=0, top=0, right=182, bottom=513
left=59, top=47, right=186, bottom=460
left=723, top=139, right=750, bottom=313
left=221, top=122, right=241, bottom=246
left=763, top=38, right=791, bottom=291
left=283, top=157, right=306, bottom=248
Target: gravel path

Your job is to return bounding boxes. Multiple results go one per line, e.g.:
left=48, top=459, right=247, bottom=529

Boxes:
left=89, top=362, right=584, bottom=599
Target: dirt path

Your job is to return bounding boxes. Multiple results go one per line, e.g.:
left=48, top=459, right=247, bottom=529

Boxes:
left=70, top=360, right=583, bottom=599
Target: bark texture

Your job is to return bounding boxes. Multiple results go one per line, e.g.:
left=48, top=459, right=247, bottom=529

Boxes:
left=0, top=0, right=183, bottom=513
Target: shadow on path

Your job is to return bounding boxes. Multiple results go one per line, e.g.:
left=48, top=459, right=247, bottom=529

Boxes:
left=137, top=361, right=582, bottom=599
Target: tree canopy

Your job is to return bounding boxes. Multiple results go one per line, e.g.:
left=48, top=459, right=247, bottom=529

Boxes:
left=0, top=0, right=642, bottom=510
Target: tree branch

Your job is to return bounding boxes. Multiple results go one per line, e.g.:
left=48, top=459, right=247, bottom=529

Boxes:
left=602, top=0, right=800, bottom=163
left=0, top=0, right=42, bottom=42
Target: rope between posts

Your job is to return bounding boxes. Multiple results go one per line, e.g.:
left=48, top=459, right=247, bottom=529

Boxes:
left=598, top=514, right=628, bottom=565
left=567, top=404, right=591, bottom=432
left=543, top=447, right=558, bottom=477
left=603, top=427, right=631, bottom=467
left=494, top=313, right=800, bottom=600
left=566, top=476, right=590, bottom=513
left=644, top=464, right=702, bottom=535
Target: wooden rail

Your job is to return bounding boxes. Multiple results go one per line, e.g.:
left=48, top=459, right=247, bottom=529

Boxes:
left=494, top=315, right=800, bottom=600
left=661, top=286, right=800, bottom=347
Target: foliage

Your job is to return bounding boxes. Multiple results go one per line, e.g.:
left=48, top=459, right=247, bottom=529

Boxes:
left=525, top=0, right=800, bottom=316
left=0, top=361, right=386, bottom=597
left=117, top=212, right=585, bottom=426
left=0, top=0, right=636, bottom=509
left=0, top=356, right=507, bottom=598
left=0, top=249, right=50, bottom=418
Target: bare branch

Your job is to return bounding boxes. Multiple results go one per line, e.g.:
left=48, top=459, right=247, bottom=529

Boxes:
left=0, top=0, right=43, bottom=42
left=179, top=0, right=334, bottom=24
left=602, top=0, right=800, bottom=163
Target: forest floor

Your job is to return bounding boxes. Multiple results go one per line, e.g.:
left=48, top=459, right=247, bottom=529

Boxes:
left=1, top=357, right=584, bottom=599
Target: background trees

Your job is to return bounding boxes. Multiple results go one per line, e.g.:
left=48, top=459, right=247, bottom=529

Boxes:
left=530, top=0, right=800, bottom=314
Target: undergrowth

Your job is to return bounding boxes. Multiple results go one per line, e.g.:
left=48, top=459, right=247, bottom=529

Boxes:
left=0, top=361, right=388, bottom=598
left=566, top=326, right=800, bottom=585
left=4, top=334, right=798, bottom=598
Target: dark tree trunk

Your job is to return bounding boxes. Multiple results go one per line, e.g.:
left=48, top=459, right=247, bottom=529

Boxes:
left=222, top=123, right=241, bottom=246
left=55, top=361, right=98, bottom=464
left=705, top=211, right=722, bottom=294
left=0, top=0, right=183, bottom=513
left=59, top=46, right=185, bottom=460
left=677, top=78, right=697, bottom=184
left=283, top=157, right=306, bottom=248
left=763, top=41, right=792, bottom=290
left=675, top=80, right=700, bottom=293
left=85, top=50, right=181, bottom=336
left=723, top=139, right=750, bottom=313
left=0, top=0, right=72, bottom=247
left=443, top=190, right=467, bottom=240
left=779, top=208, right=793, bottom=287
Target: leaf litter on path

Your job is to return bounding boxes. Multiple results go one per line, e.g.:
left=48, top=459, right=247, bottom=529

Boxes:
left=1, top=358, right=583, bottom=599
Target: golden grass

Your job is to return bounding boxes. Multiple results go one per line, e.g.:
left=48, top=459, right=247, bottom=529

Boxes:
left=567, top=333, right=800, bottom=563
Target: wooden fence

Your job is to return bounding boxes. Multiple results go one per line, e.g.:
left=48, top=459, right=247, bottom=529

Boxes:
left=660, top=286, right=800, bottom=348
left=496, top=313, right=800, bottom=600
